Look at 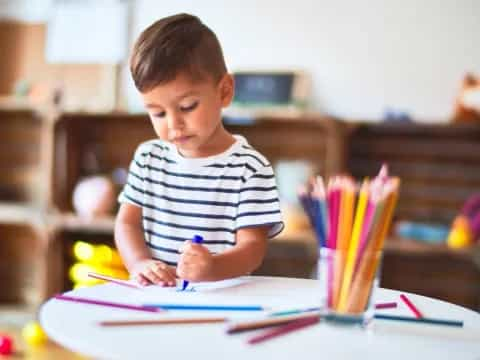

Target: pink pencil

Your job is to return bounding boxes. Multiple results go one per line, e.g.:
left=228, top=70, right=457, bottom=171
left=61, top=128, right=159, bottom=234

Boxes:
left=247, top=315, right=320, bottom=345
left=375, top=301, right=397, bottom=310
left=400, top=294, right=423, bottom=318
left=87, top=272, right=142, bottom=290
left=54, top=294, right=161, bottom=313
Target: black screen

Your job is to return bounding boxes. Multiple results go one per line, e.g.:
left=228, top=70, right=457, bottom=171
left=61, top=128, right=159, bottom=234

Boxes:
left=233, top=73, right=294, bottom=104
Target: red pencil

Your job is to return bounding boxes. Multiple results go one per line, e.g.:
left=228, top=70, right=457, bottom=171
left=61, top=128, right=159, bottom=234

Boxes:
left=400, top=294, right=423, bottom=318
left=247, top=315, right=320, bottom=345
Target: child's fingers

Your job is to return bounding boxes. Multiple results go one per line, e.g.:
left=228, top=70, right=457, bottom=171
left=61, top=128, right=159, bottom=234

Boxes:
left=179, top=240, right=192, bottom=253
left=150, top=263, right=176, bottom=284
left=155, top=262, right=176, bottom=281
left=144, top=267, right=163, bottom=284
left=134, top=273, right=151, bottom=286
left=180, top=243, right=206, bottom=256
left=179, top=251, right=196, bottom=264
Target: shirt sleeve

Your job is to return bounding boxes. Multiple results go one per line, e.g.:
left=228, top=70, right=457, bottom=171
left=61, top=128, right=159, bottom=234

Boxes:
left=117, top=143, right=148, bottom=208
left=236, top=165, right=284, bottom=238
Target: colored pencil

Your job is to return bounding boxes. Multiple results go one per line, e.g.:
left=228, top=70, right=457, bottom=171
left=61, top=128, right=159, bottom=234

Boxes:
left=142, top=304, right=264, bottom=311
left=87, top=272, right=142, bottom=290
left=316, top=176, right=329, bottom=239
left=227, top=312, right=319, bottom=334
left=400, top=294, right=423, bottom=318
left=99, top=317, right=226, bottom=326
left=374, top=314, right=462, bottom=327
left=54, top=294, right=161, bottom=313
left=268, top=302, right=396, bottom=317
left=352, top=193, right=378, bottom=274
left=345, top=179, right=400, bottom=313
left=375, top=301, right=397, bottom=310
left=268, top=307, right=321, bottom=317
left=373, top=178, right=400, bottom=251
left=312, top=189, right=327, bottom=247
left=345, top=190, right=389, bottom=313
left=332, top=178, right=355, bottom=309
left=247, top=315, right=320, bottom=345
left=337, top=179, right=369, bottom=312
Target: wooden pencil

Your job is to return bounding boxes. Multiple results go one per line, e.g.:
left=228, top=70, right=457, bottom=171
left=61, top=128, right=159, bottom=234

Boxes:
left=247, top=315, right=320, bottom=345
left=400, top=294, right=423, bottom=318
left=337, top=179, right=369, bottom=312
left=99, top=317, right=227, bottom=326
left=346, top=179, right=399, bottom=313
left=227, top=312, right=320, bottom=334
left=345, top=195, right=388, bottom=313
left=332, top=178, right=355, bottom=309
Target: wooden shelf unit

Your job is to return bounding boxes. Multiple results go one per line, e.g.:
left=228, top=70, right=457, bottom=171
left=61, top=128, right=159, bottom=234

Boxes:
left=346, top=121, right=480, bottom=310
left=0, top=108, right=479, bottom=310
left=0, top=108, right=53, bottom=307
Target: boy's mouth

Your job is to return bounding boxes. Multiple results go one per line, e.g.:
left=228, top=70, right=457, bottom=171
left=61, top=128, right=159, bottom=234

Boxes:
left=172, top=135, right=194, bottom=144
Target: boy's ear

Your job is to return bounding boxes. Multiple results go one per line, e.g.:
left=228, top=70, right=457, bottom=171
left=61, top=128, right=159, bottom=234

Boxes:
left=219, top=74, right=235, bottom=107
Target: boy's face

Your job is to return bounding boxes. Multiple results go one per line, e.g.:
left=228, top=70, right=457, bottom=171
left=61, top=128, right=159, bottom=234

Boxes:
left=142, top=72, right=234, bottom=158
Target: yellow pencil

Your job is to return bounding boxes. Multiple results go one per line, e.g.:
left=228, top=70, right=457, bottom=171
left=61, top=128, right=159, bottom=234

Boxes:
left=345, top=194, right=386, bottom=313
left=345, top=178, right=399, bottom=313
left=337, top=178, right=369, bottom=313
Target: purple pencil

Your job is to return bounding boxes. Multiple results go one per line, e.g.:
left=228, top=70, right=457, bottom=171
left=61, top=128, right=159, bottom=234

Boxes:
left=54, top=294, right=161, bottom=313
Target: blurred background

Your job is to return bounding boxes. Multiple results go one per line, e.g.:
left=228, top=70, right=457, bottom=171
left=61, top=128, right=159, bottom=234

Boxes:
left=0, top=0, right=479, bottom=357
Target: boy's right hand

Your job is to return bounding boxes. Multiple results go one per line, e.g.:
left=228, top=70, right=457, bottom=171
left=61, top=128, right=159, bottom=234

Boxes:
left=130, top=259, right=177, bottom=286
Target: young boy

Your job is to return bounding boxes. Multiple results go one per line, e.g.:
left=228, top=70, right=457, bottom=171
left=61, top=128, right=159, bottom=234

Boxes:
left=115, top=13, right=284, bottom=286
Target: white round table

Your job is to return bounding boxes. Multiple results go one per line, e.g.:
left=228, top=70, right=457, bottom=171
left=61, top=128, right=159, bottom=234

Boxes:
left=40, top=276, right=480, bottom=360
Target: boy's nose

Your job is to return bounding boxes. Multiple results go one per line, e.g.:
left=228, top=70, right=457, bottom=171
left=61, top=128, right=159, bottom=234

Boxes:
left=167, top=114, right=185, bottom=131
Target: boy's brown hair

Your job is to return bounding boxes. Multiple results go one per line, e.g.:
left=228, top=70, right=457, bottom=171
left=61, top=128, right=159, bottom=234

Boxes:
left=130, top=13, right=227, bottom=92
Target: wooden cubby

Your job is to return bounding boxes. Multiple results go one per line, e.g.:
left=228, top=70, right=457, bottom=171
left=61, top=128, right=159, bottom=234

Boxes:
left=1, top=107, right=479, bottom=310
left=0, top=207, right=49, bottom=306
left=0, top=108, right=51, bottom=205
left=345, top=121, right=480, bottom=310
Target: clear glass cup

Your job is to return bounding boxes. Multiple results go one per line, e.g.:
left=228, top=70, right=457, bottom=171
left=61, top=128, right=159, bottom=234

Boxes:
left=317, top=246, right=383, bottom=327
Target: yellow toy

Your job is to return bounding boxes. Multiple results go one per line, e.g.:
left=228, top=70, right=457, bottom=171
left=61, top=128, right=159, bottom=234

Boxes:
left=447, top=194, right=480, bottom=249
left=22, top=321, right=47, bottom=346
left=447, top=216, right=474, bottom=248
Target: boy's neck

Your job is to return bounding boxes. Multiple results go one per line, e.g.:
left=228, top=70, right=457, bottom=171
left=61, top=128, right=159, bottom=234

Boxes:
left=177, top=124, right=235, bottom=159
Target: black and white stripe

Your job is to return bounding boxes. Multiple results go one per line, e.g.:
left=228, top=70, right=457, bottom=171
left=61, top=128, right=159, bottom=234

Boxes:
left=118, top=136, right=284, bottom=265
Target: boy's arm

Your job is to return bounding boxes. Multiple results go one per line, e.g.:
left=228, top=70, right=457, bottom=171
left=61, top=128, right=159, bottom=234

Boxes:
left=178, top=226, right=269, bottom=282
left=115, top=203, right=177, bottom=285
left=114, top=203, right=150, bottom=270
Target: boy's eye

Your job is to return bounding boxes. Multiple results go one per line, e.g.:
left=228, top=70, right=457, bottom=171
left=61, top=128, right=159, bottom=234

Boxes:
left=180, top=101, right=198, bottom=112
left=152, top=111, right=166, bottom=118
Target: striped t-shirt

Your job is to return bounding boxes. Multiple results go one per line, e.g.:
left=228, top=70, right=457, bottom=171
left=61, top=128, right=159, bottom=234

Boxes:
left=118, top=135, right=284, bottom=266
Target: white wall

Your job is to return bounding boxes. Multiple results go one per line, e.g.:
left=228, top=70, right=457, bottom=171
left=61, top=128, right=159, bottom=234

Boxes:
left=126, top=0, right=480, bottom=122
left=0, top=0, right=53, bottom=23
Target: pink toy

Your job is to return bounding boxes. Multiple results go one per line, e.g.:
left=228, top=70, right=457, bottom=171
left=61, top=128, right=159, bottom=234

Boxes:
left=72, top=176, right=116, bottom=218
left=0, top=335, right=13, bottom=355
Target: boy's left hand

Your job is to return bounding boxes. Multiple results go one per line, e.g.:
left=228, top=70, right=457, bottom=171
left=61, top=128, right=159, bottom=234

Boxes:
left=177, top=241, right=214, bottom=282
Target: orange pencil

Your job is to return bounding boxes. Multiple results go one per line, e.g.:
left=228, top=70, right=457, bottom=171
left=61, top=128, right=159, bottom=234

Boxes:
left=332, top=178, right=355, bottom=309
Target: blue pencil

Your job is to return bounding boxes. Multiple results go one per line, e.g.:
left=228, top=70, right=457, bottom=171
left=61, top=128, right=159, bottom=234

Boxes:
left=374, top=314, right=463, bottom=327
left=142, top=304, right=264, bottom=311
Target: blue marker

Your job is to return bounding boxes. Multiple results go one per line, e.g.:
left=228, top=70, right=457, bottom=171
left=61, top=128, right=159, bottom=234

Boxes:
left=181, top=235, right=204, bottom=291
